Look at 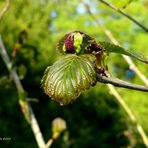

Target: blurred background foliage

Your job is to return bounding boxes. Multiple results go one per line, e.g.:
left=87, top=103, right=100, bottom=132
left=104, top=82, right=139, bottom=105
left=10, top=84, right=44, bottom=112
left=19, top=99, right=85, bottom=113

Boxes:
left=0, top=0, right=148, bottom=147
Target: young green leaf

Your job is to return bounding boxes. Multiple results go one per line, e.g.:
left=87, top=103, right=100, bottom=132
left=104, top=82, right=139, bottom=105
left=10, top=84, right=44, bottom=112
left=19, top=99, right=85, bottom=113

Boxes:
left=99, top=41, right=148, bottom=64
left=41, top=54, right=97, bottom=105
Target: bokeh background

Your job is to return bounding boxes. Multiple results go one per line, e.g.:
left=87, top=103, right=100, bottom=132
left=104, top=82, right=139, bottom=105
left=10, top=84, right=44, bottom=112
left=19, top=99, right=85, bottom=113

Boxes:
left=0, top=0, right=148, bottom=147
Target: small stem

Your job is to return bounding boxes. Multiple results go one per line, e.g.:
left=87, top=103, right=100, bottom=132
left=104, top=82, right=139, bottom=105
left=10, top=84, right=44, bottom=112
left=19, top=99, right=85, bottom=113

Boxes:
left=46, top=138, right=54, bottom=148
left=99, top=0, right=148, bottom=32
left=97, top=75, right=148, bottom=92
left=30, top=111, right=47, bottom=148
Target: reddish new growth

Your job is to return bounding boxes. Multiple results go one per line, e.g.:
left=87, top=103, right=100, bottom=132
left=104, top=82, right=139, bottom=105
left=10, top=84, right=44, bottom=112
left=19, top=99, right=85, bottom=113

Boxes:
left=65, top=34, right=75, bottom=53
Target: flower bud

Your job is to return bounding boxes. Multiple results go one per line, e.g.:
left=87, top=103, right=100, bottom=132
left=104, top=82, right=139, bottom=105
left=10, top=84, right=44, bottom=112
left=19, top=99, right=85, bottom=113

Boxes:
left=52, top=117, right=67, bottom=139
left=62, top=32, right=83, bottom=54
left=63, top=34, right=75, bottom=53
left=58, top=31, right=104, bottom=55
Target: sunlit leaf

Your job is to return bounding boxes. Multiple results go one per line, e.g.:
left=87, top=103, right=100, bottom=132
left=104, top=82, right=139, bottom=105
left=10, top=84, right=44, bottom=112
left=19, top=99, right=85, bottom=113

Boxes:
left=41, top=54, right=97, bottom=105
left=99, top=41, right=148, bottom=64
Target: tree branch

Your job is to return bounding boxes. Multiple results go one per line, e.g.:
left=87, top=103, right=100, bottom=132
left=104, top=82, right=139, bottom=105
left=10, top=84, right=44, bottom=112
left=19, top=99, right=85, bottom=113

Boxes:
left=98, top=0, right=148, bottom=32
left=0, top=35, right=46, bottom=148
left=0, top=0, right=11, bottom=21
left=97, top=75, right=148, bottom=92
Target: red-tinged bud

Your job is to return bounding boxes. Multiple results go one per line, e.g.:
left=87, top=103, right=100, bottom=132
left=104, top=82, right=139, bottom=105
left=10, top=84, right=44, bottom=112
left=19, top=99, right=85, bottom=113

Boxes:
left=57, top=31, right=105, bottom=54
left=64, top=34, right=75, bottom=53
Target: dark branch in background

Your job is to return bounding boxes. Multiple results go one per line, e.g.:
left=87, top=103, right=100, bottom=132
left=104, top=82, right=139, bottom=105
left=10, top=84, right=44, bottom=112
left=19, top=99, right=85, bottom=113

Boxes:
left=0, top=0, right=11, bottom=21
left=97, top=75, right=148, bottom=92
left=98, top=0, right=148, bottom=32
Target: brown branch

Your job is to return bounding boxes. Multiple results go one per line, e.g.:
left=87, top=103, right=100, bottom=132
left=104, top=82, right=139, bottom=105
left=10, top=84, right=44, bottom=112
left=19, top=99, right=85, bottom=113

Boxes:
left=97, top=75, right=148, bottom=92
left=98, top=0, right=148, bottom=32
left=0, top=0, right=11, bottom=21
left=0, top=35, right=46, bottom=148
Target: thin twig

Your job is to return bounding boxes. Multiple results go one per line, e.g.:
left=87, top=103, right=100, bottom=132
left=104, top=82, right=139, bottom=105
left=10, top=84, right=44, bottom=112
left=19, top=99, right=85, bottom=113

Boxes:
left=97, top=75, right=148, bottom=92
left=0, top=0, right=11, bottom=21
left=46, top=138, right=54, bottom=148
left=98, top=0, right=148, bottom=32
left=30, top=112, right=46, bottom=148
left=0, top=36, right=46, bottom=148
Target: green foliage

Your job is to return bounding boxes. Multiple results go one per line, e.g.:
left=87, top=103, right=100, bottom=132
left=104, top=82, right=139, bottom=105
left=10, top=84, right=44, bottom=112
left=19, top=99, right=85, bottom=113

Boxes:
left=100, top=41, right=148, bottom=64
left=0, top=0, right=148, bottom=147
left=109, top=0, right=136, bottom=8
left=41, top=54, right=97, bottom=105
